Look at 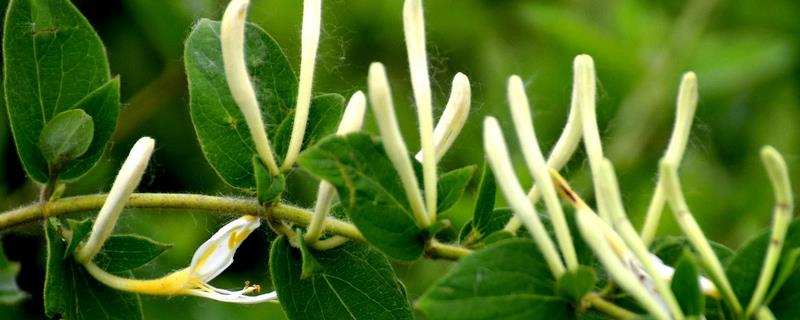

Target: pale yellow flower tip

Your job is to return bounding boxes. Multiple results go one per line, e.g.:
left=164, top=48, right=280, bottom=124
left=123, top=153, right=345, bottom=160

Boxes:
left=415, top=73, right=471, bottom=162
left=76, top=137, right=155, bottom=263
left=337, top=91, right=367, bottom=135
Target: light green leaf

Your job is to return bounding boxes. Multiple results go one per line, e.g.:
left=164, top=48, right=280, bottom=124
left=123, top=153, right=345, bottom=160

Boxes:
left=298, top=133, right=425, bottom=261
left=417, top=239, right=571, bottom=319
left=437, top=165, right=475, bottom=213
left=4, top=0, right=119, bottom=182
left=672, top=251, right=704, bottom=316
left=92, top=235, right=172, bottom=273
left=273, top=93, right=345, bottom=162
left=64, top=218, right=93, bottom=259
left=185, top=19, right=296, bottom=189
left=270, top=236, right=412, bottom=320
left=297, top=231, right=324, bottom=279
left=556, top=266, right=596, bottom=301
left=38, top=109, right=94, bottom=169
left=253, top=156, right=285, bottom=203
left=0, top=242, right=28, bottom=305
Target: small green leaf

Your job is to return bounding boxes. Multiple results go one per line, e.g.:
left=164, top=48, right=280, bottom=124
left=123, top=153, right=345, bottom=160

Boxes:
left=186, top=19, right=296, bottom=189
left=92, top=235, right=172, bottom=273
left=298, top=231, right=324, bottom=279
left=460, top=208, right=513, bottom=247
left=417, top=239, right=571, bottom=319
left=44, top=219, right=143, bottom=319
left=273, top=93, right=345, bottom=162
left=556, top=266, right=596, bottom=301
left=64, top=218, right=93, bottom=259
left=672, top=251, right=704, bottom=316
left=270, top=236, right=412, bottom=320
left=472, top=162, right=497, bottom=235
left=4, top=0, right=119, bottom=182
left=651, top=236, right=734, bottom=266
left=0, top=242, right=28, bottom=305
left=38, top=109, right=94, bottom=168
left=253, top=156, right=285, bottom=203
left=298, top=133, right=425, bottom=261
left=437, top=165, right=475, bottom=213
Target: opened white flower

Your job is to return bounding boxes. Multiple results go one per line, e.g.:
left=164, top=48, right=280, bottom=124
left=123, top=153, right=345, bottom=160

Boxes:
left=83, top=215, right=276, bottom=304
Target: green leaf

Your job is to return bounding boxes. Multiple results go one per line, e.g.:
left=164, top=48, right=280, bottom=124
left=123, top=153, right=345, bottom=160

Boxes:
left=483, top=230, right=514, bottom=245
left=185, top=19, right=296, bottom=189
left=64, top=218, right=93, bottom=259
left=0, top=242, right=28, bottom=305
left=298, top=133, right=425, bottom=261
left=556, top=266, right=596, bottom=301
left=92, top=235, right=172, bottom=273
left=460, top=208, right=513, bottom=247
left=253, top=156, right=285, bottom=203
left=417, top=239, right=571, bottom=319
left=273, top=93, right=345, bottom=162
left=44, top=219, right=143, bottom=319
left=765, top=247, right=800, bottom=304
left=297, top=231, right=324, bottom=279
left=4, top=0, right=119, bottom=182
left=270, top=236, right=412, bottom=320
left=672, top=251, right=704, bottom=316
left=651, top=236, right=734, bottom=266
left=437, top=165, right=475, bottom=213
left=472, top=162, right=497, bottom=235
left=38, top=109, right=94, bottom=168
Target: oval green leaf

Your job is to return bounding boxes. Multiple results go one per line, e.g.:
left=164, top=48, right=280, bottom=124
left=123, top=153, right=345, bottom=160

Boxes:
left=38, top=109, right=94, bottom=168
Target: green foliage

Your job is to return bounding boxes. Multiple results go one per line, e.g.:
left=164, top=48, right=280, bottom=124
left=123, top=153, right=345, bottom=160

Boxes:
left=436, top=165, right=475, bottom=213
left=253, top=157, right=285, bottom=203
left=269, top=237, right=412, bottom=320
left=298, top=133, right=425, bottom=261
left=272, top=93, right=345, bottom=162
left=0, top=242, right=27, bottom=305
left=556, top=266, right=596, bottom=301
left=672, top=251, right=704, bottom=316
left=3, top=0, right=119, bottom=183
left=38, top=109, right=94, bottom=169
left=185, top=19, right=296, bottom=189
left=417, top=239, right=571, bottom=319
left=91, top=235, right=172, bottom=273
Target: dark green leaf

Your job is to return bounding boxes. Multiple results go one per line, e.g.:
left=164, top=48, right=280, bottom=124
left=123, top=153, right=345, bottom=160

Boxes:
left=297, top=231, right=323, bottom=279
left=45, top=219, right=143, bottom=319
left=0, top=242, right=28, bottom=305
left=92, top=235, right=172, bottom=273
left=765, top=247, right=800, bottom=304
left=254, top=156, right=285, bottom=203
left=460, top=208, right=513, bottom=247
left=185, top=19, right=296, bottom=189
left=64, top=218, right=93, bottom=259
left=298, top=133, right=425, bottom=261
left=273, top=93, right=345, bottom=162
left=270, top=236, right=412, bottom=320
left=38, top=109, right=94, bottom=168
left=651, top=236, right=734, bottom=266
left=417, top=239, right=571, bottom=319
left=672, top=251, right=704, bottom=316
left=556, top=266, right=596, bottom=301
left=4, top=0, right=119, bottom=182
left=472, top=162, right=497, bottom=235
left=437, top=165, right=475, bottom=213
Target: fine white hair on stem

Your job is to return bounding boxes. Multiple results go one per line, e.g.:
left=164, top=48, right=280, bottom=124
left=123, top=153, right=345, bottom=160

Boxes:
left=596, top=159, right=685, bottom=319
left=368, top=63, right=430, bottom=227
left=305, top=91, right=366, bottom=244
left=640, top=72, right=698, bottom=245
left=403, top=0, right=437, bottom=223
left=220, top=0, right=280, bottom=175
left=483, top=117, right=565, bottom=277
left=506, top=75, right=578, bottom=271
left=75, top=137, right=155, bottom=262
left=574, top=209, right=672, bottom=320
left=573, top=54, right=611, bottom=223
left=281, top=0, right=322, bottom=172
left=660, top=161, right=743, bottom=313
left=415, top=73, right=471, bottom=163
left=745, top=146, right=794, bottom=317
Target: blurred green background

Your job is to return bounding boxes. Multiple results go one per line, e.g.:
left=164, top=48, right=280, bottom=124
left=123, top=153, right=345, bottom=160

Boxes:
left=1, top=0, right=799, bottom=318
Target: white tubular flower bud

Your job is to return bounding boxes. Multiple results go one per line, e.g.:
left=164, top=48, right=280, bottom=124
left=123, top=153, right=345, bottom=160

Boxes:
left=575, top=209, right=671, bottom=320
left=415, top=73, right=471, bottom=163
left=305, top=91, right=367, bottom=243
left=368, top=63, right=430, bottom=227
left=281, top=0, right=322, bottom=171
left=75, top=137, right=155, bottom=263
left=506, top=75, right=578, bottom=271
left=641, top=72, right=698, bottom=245
left=660, top=161, right=743, bottom=313
left=483, top=117, right=565, bottom=277
left=403, top=0, right=437, bottom=222
left=220, top=0, right=280, bottom=175
left=745, top=146, right=794, bottom=317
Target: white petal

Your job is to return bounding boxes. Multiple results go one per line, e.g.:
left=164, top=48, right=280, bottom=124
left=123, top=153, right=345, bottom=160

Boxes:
left=189, top=215, right=261, bottom=282
left=189, top=286, right=278, bottom=304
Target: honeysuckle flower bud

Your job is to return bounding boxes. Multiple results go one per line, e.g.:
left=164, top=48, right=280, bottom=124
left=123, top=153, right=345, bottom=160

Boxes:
left=221, top=0, right=280, bottom=175
left=483, top=117, right=565, bottom=277
left=661, top=161, right=743, bottom=313
left=745, top=146, right=793, bottom=317
left=403, top=0, right=437, bottom=222
left=83, top=215, right=276, bottom=304
left=75, top=137, right=155, bottom=263
left=641, top=72, right=698, bottom=245
left=281, top=0, right=322, bottom=171
left=415, top=73, right=471, bottom=163
left=506, top=75, right=578, bottom=271
left=305, top=92, right=366, bottom=243
left=368, top=63, right=430, bottom=227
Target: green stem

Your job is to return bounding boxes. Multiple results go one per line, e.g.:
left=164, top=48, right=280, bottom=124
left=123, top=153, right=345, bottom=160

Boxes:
left=585, top=293, right=638, bottom=319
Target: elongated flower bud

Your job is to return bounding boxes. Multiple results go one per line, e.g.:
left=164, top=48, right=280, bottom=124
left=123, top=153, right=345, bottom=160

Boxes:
left=415, top=73, right=471, bottom=163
